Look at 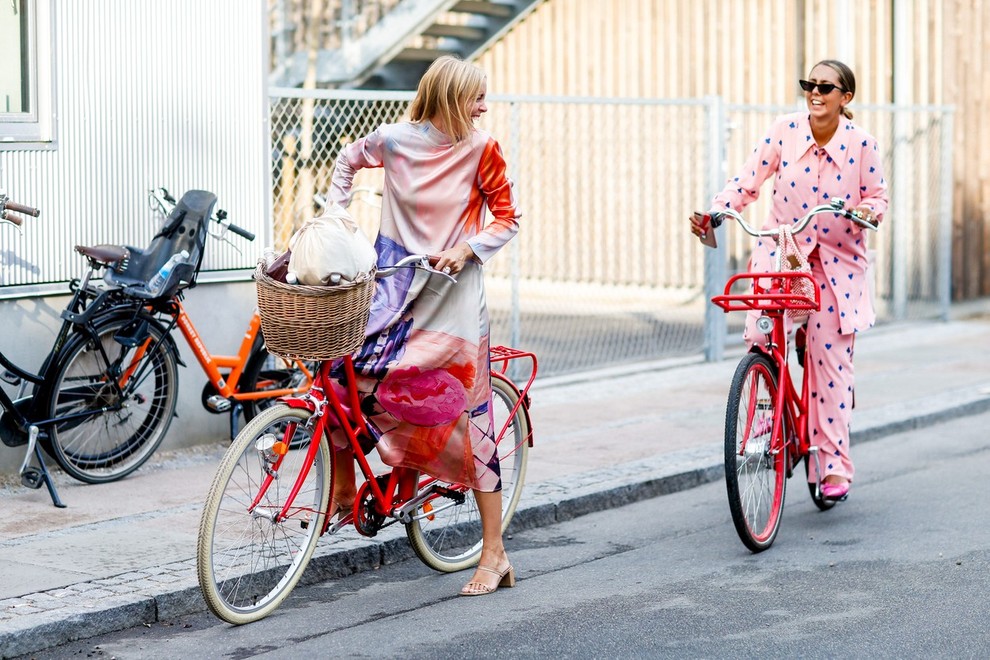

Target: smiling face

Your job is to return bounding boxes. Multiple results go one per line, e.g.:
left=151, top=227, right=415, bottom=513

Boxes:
left=469, top=79, right=488, bottom=121
left=804, top=63, right=853, bottom=122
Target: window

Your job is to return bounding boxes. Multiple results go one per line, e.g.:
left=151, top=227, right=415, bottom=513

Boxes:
left=1, top=0, right=53, bottom=148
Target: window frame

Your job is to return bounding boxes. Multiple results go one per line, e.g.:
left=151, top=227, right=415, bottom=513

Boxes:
left=1, top=0, right=54, bottom=150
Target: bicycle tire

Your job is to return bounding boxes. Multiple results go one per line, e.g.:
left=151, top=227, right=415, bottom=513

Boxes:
left=724, top=352, right=787, bottom=552
left=239, top=339, right=316, bottom=421
left=406, top=374, right=530, bottom=572
left=44, top=316, right=178, bottom=483
left=197, top=404, right=331, bottom=625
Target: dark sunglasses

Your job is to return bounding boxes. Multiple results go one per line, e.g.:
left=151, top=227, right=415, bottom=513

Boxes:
left=799, top=80, right=845, bottom=95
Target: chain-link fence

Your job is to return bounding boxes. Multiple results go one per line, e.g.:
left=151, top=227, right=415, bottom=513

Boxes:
left=270, top=88, right=953, bottom=377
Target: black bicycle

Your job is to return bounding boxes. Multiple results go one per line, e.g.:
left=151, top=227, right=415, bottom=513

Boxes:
left=0, top=189, right=252, bottom=505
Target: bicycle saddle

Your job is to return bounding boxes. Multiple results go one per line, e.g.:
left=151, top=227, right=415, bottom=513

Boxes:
left=75, top=244, right=129, bottom=266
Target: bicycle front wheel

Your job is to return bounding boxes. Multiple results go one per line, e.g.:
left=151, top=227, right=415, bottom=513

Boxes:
left=197, top=404, right=331, bottom=625
left=724, top=352, right=787, bottom=552
left=406, top=374, right=530, bottom=572
left=45, top=317, right=178, bottom=483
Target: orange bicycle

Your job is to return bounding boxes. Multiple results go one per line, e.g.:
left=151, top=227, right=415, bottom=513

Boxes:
left=709, top=199, right=876, bottom=552
left=51, top=188, right=314, bottom=484
left=196, top=254, right=537, bottom=624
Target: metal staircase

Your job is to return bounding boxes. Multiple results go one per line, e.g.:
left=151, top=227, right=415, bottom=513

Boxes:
left=270, top=0, right=543, bottom=90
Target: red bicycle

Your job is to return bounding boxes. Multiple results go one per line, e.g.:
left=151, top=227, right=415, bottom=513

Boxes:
left=709, top=199, right=876, bottom=552
left=196, top=254, right=537, bottom=624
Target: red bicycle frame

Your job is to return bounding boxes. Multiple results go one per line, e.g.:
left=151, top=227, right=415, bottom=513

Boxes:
left=712, top=271, right=821, bottom=462
left=253, top=345, right=538, bottom=533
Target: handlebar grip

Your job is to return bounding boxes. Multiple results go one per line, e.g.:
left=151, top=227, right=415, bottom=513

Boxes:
left=847, top=208, right=879, bottom=230
left=426, top=255, right=440, bottom=267
left=226, top=222, right=256, bottom=241
left=2, top=213, right=25, bottom=226
left=5, top=201, right=40, bottom=217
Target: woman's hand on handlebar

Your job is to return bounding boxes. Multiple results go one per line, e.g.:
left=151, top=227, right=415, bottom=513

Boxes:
left=849, top=205, right=879, bottom=229
left=432, top=242, right=476, bottom=277
left=689, top=212, right=709, bottom=239
left=690, top=211, right=723, bottom=247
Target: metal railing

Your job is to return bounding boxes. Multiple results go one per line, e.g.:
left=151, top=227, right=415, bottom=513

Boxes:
left=270, top=88, right=953, bottom=377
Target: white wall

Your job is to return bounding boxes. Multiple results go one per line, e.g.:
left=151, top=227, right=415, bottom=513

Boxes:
left=0, top=0, right=270, bottom=476
left=0, top=0, right=270, bottom=290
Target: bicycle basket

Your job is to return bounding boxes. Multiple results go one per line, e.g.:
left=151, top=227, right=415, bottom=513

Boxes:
left=254, top=263, right=376, bottom=361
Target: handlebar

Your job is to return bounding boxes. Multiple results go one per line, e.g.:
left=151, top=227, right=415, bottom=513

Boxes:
left=710, top=199, right=878, bottom=237
left=0, top=194, right=40, bottom=228
left=149, top=187, right=254, bottom=241
left=215, top=208, right=256, bottom=241
left=376, top=254, right=454, bottom=282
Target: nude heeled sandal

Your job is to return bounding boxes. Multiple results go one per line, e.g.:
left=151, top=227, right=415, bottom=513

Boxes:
left=459, top=565, right=516, bottom=596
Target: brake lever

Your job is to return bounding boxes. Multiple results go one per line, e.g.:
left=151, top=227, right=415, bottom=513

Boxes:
left=207, top=223, right=244, bottom=255
left=0, top=217, right=24, bottom=235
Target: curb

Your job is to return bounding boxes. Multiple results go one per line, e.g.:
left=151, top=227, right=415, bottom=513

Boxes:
left=2, top=391, right=990, bottom=658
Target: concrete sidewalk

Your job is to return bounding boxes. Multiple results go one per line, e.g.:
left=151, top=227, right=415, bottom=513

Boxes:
left=2, top=311, right=990, bottom=658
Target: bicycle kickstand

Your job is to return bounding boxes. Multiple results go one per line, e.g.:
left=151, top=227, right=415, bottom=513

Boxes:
left=19, top=425, right=67, bottom=508
left=228, top=402, right=243, bottom=442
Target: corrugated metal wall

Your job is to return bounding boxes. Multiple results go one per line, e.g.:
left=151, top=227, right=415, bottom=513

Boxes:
left=0, top=0, right=269, bottom=294
left=478, top=0, right=990, bottom=299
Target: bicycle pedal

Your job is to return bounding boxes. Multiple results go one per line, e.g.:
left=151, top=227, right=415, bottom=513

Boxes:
left=1, top=370, right=20, bottom=386
left=205, top=394, right=232, bottom=413
left=20, top=468, right=44, bottom=490
left=433, top=486, right=466, bottom=504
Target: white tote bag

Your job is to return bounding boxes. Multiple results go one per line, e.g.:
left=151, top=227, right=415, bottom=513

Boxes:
left=288, top=203, right=377, bottom=285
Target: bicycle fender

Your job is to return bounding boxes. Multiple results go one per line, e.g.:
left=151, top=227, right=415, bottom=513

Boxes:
left=104, top=312, right=186, bottom=369
left=48, top=312, right=185, bottom=390
left=492, top=371, right=534, bottom=447
left=33, top=313, right=184, bottom=421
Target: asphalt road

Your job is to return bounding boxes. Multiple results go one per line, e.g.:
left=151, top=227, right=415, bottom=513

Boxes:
left=26, top=408, right=990, bottom=659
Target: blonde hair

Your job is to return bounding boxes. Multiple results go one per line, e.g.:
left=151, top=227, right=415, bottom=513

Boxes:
left=409, top=55, right=486, bottom=143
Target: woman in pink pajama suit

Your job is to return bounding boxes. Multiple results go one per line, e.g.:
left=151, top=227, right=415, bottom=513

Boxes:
left=692, top=59, right=888, bottom=501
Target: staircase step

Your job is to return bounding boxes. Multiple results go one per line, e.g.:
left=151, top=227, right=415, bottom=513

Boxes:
left=395, top=46, right=460, bottom=62
left=451, top=1, right=514, bottom=18
left=422, top=23, right=486, bottom=41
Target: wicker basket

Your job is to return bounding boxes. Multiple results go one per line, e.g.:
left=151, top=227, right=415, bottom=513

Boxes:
left=255, top=265, right=376, bottom=361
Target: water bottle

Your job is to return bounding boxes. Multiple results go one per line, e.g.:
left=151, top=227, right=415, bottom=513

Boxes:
left=285, top=271, right=298, bottom=285
left=261, top=247, right=276, bottom=268
left=148, top=249, right=190, bottom=294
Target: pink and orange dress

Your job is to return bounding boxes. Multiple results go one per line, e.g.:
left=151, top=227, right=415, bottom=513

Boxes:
left=329, top=120, right=521, bottom=492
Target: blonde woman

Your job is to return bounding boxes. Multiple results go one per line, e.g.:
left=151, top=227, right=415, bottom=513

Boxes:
left=328, top=55, right=522, bottom=596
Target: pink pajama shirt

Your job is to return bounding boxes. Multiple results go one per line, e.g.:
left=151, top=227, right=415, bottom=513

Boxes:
left=714, top=112, right=888, bottom=483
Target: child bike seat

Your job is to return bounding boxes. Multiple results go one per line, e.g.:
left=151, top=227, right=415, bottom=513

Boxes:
left=105, top=190, right=217, bottom=300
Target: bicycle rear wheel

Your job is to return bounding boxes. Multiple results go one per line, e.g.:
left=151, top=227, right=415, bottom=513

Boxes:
left=197, top=404, right=331, bottom=624
left=724, top=352, right=787, bottom=552
left=44, top=316, right=178, bottom=483
left=406, top=374, right=530, bottom=572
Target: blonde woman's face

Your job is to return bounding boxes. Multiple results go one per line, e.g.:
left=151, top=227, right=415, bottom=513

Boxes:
left=470, top=80, right=488, bottom=121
